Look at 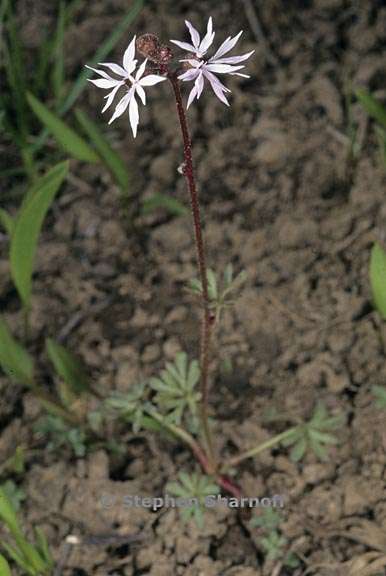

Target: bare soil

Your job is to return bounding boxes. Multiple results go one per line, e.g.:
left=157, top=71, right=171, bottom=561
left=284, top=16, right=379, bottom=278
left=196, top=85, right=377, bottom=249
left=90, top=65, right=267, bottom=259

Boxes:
left=1, top=1, right=386, bottom=575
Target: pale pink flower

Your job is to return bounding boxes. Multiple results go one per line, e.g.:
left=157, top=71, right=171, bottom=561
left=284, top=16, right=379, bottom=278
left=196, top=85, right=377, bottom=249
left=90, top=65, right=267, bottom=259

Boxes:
left=86, top=36, right=166, bottom=137
left=171, top=18, right=254, bottom=108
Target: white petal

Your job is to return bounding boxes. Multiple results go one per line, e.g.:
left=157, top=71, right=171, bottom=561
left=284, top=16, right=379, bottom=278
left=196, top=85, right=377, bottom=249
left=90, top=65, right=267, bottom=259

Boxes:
left=123, top=36, right=136, bottom=72
left=214, top=50, right=254, bottom=65
left=135, top=84, right=146, bottom=105
left=135, top=59, right=148, bottom=81
left=178, top=68, right=200, bottom=82
left=88, top=78, right=121, bottom=89
left=139, top=74, right=166, bottom=86
left=85, top=65, right=115, bottom=80
left=205, top=63, right=245, bottom=74
left=230, top=72, right=250, bottom=78
left=196, top=72, right=204, bottom=98
left=185, top=20, right=200, bottom=49
left=198, top=17, right=214, bottom=54
left=203, top=70, right=230, bottom=105
left=129, top=94, right=139, bottom=137
left=108, top=91, right=132, bottom=124
left=186, top=85, right=198, bottom=109
left=97, top=62, right=128, bottom=77
left=210, top=31, right=243, bottom=61
left=170, top=39, right=196, bottom=52
left=102, top=83, right=123, bottom=112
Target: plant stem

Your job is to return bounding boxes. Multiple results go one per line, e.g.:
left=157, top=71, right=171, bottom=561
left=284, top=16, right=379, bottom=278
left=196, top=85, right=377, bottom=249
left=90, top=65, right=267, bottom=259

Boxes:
left=147, top=408, right=209, bottom=470
left=168, top=72, right=215, bottom=470
left=147, top=408, right=240, bottom=497
left=222, top=426, right=298, bottom=470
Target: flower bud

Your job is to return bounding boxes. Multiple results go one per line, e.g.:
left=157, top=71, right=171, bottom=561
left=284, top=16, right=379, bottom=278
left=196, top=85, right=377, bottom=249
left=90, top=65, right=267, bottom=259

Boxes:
left=136, top=34, right=161, bottom=61
left=158, top=45, right=173, bottom=64
left=136, top=34, right=173, bottom=65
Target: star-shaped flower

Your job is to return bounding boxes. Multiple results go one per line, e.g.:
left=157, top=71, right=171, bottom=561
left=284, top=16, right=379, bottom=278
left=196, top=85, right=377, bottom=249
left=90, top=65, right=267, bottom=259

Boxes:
left=86, top=36, right=166, bottom=137
left=171, top=18, right=254, bottom=108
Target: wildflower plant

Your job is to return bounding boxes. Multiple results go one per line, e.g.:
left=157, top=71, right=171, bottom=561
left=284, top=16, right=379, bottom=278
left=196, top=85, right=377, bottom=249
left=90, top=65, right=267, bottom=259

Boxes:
left=84, top=17, right=345, bottom=520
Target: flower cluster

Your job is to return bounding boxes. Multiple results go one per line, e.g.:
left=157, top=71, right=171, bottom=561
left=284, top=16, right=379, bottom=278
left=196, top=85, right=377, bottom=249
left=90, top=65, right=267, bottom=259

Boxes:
left=86, top=18, right=254, bottom=136
left=171, top=17, right=254, bottom=108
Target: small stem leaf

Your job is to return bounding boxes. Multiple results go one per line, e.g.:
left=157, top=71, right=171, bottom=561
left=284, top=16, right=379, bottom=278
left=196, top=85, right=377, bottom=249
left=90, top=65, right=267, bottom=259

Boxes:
left=27, top=93, right=99, bottom=163
left=0, top=317, right=34, bottom=385
left=187, top=360, right=200, bottom=389
left=206, top=269, right=218, bottom=300
left=175, top=352, right=188, bottom=381
left=10, top=161, right=68, bottom=307
left=308, top=429, right=338, bottom=445
left=289, top=437, right=307, bottom=462
left=370, top=242, right=386, bottom=318
left=223, top=263, right=233, bottom=287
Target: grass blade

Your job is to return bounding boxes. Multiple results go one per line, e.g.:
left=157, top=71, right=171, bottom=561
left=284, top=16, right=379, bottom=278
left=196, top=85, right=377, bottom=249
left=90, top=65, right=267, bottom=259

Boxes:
left=0, top=209, right=14, bottom=236
left=0, top=554, right=11, bottom=576
left=356, top=88, right=386, bottom=130
left=21, top=160, right=71, bottom=211
left=27, top=93, right=99, bottom=163
left=46, top=338, right=89, bottom=404
left=10, top=161, right=69, bottom=308
left=0, top=486, right=23, bottom=539
left=0, top=317, right=34, bottom=385
left=141, top=193, right=188, bottom=217
left=75, top=108, right=129, bottom=191
left=51, top=2, right=66, bottom=105
left=370, top=242, right=386, bottom=318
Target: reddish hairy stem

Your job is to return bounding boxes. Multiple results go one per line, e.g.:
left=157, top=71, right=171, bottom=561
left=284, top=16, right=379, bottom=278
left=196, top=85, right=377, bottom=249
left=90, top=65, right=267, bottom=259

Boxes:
left=168, top=71, right=216, bottom=470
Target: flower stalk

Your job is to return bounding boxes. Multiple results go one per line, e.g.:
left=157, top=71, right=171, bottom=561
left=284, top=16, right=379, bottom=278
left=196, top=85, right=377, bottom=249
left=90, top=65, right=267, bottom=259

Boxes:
left=167, top=71, right=216, bottom=472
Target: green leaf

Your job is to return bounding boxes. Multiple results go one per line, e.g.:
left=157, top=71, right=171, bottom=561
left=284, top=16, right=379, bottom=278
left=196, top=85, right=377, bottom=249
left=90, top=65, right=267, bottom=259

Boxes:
left=27, top=93, right=99, bottom=163
left=0, top=317, right=34, bottom=384
left=207, top=269, right=218, bottom=300
left=34, top=527, right=52, bottom=566
left=1, top=542, right=34, bottom=576
left=46, top=338, right=89, bottom=399
left=141, top=192, right=189, bottom=217
left=289, top=437, right=307, bottom=462
left=3, top=1, right=28, bottom=139
left=21, top=160, right=69, bottom=210
left=10, top=161, right=68, bottom=307
left=0, top=209, right=14, bottom=236
left=356, top=88, right=386, bottom=129
left=370, top=242, right=386, bottom=318
left=0, top=554, right=11, bottom=576
left=75, top=108, right=129, bottom=192
left=0, top=486, right=22, bottom=539
left=51, top=2, right=65, bottom=104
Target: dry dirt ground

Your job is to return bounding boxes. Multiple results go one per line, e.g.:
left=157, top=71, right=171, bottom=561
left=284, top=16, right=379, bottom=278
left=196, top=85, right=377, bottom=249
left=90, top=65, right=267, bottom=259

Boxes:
left=1, top=0, right=386, bottom=575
